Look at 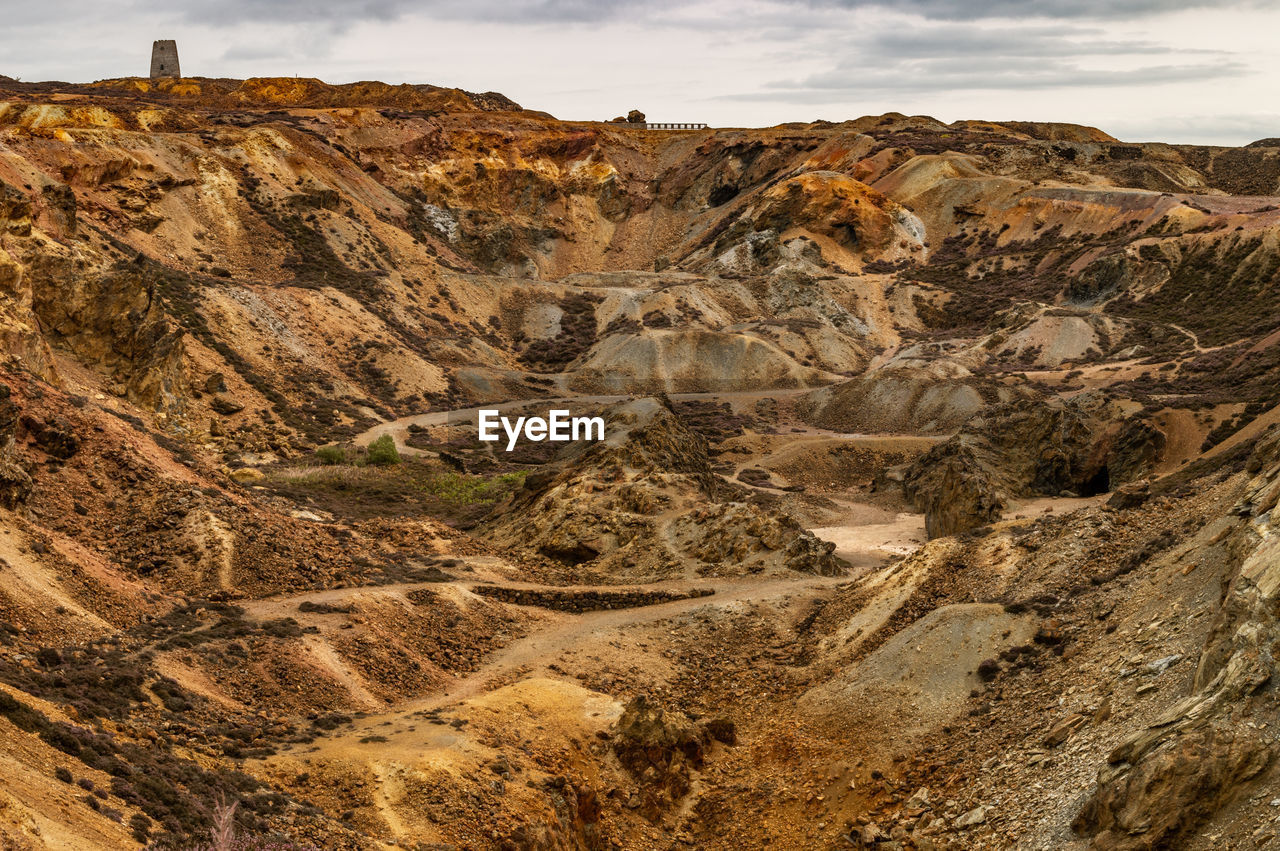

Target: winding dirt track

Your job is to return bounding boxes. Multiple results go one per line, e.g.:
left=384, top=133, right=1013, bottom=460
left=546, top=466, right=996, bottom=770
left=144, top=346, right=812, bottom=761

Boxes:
left=245, top=572, right=849, bottom=710
left=415, top=573, right=849, bottom=714
left=312, top=390, right=922, bottom=725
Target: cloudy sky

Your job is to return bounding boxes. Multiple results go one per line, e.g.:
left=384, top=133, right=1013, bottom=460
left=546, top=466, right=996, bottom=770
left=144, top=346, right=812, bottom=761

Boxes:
left=4, top=0, right=1279, bottom=144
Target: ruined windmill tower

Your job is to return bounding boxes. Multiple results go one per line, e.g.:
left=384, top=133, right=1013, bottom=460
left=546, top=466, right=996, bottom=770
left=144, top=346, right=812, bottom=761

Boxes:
left=149, top=40, right=180, bottom=79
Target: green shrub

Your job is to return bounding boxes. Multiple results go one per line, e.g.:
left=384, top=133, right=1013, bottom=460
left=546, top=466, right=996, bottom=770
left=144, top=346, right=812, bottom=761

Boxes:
left=314, top=445, right=346, bottom=465
left=365, top=434, right=400, bottom=466
left=421, top=471, right=525, bottom=505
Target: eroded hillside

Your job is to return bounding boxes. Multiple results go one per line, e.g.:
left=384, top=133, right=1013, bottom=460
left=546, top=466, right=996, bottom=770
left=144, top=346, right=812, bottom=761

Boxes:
left=0, top=74, right=1278, bottom=849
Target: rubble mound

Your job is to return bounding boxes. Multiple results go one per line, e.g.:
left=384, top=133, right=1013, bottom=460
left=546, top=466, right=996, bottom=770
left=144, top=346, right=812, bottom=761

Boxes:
left=485, top=397, right=847, bottom=579
left=612, top=694, right=733, bottom=822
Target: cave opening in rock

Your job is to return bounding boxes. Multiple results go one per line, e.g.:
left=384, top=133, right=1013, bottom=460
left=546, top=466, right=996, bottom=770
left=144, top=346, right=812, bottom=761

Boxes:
left=539, top=543, right=600, bottom=566
left=708, top=184, right=739, bottom=206
left=1082, top=465, right=1111, bottom=496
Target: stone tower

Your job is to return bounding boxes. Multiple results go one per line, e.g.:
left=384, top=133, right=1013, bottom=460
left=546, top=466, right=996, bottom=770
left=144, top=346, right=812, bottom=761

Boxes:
left=149, top=40, right=180, bottom=79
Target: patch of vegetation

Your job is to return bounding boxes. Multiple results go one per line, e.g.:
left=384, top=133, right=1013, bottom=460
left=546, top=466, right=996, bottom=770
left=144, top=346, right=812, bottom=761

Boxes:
left=314, top=445, right=346, bottom=465
left=1200, top=402, right=1266, bottom=452
left=604, top=316, right=642, bottom=335
left=0, top=667, right=303, bottom=847
left=736, top=467, right=776, bottom=488
left=674, top=400, right=755, bottom=444
left=1111, top=235, right=1280, bottom=347
left=258, top=457, right=526, bottom=527
left=365, top=434, right=401, bottom=465
left=863, top=258, right=911, bottom=274
left=900, top=223, right=1141, bottom=332
left=420, top=470, right=526, bottom=506
left=310, top=713, right=352, bottom=732
left=518, top=292, right=602, bottom=370
left=1117, top=339, right=1280, bottom=409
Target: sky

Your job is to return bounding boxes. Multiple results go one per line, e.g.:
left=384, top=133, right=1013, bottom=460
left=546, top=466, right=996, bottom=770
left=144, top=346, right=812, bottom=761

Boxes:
left=3, top=0, right=1279, bottom=144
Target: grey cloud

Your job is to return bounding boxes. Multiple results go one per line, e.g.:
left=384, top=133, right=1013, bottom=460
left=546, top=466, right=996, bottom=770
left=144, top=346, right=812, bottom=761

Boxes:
left=174, top=0, right=676, bottom=26
left=220, top=44, right=289, bottom=62
left=0, top=0, right=666, bottom=30
left=170, top=0, right=1280, bottom=26
left=180, top=0, right=411, bottom=26
left=808, top=0, right=1280, bottom=19
left=3, top=0, right=1277, bottom=32
left=860, top=26, right=1205, bottom=59
left=750, top=59, right=1245, bottom=98
left=735, top=14, right=1248, bottom=103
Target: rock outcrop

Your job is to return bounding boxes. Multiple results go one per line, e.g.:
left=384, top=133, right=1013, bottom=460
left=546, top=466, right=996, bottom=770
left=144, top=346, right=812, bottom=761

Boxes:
left=612, top=695, right=733, bottom=823
left=0, top=384, right=31, bottom=507
left=1073, top=428, right=1280, bottom=849
left=900, top=395, right=1164, bottom=537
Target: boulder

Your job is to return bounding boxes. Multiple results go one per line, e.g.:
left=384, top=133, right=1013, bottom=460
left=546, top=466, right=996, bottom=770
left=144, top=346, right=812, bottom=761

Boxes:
left=210, top=394, right=246, bottom=415
left=1107, top=481, right=1150, bottom=510
left=1042, top=713, right=1086, bottom=748
left=955, top=806, right=989, bottom=828
left=612, top=695, right=709, bottom=822
left=903, top=443, right=1005, bottom=539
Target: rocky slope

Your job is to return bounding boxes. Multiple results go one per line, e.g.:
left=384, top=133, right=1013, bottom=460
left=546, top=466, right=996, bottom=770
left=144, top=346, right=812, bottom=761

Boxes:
left=0, top=73, right=1277, bottom=849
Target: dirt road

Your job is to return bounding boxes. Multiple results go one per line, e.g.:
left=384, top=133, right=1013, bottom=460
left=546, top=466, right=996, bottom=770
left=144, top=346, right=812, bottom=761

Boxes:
left=261, top=570, right=851, bottom=752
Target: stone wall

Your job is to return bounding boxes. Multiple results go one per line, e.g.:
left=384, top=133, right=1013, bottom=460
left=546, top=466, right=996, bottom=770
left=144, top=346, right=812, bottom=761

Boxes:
left=471, top=585, right=714, bottom=612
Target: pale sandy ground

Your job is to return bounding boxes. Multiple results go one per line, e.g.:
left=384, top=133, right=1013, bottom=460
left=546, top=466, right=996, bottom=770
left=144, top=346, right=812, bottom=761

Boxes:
left=1008, top=494, right=1108, bottom=519
left=811, top=512, right=925, bottom=570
